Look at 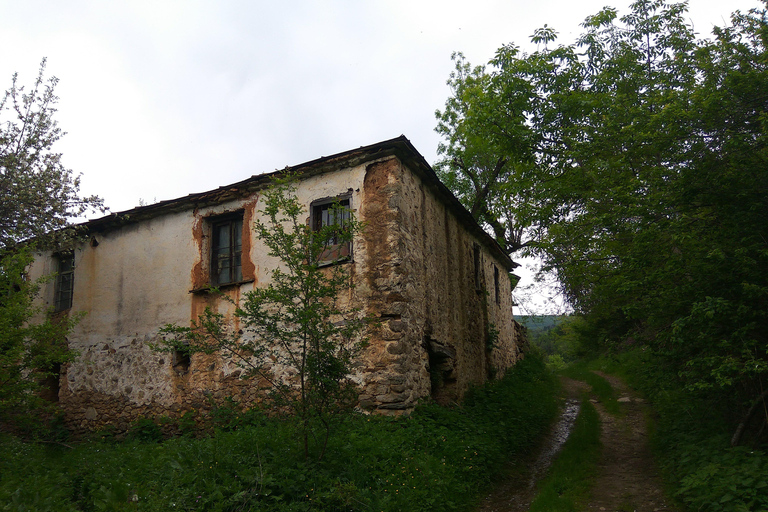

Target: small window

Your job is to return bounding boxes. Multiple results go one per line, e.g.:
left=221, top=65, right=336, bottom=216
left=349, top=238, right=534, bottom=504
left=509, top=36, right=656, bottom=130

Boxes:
left=494, top=266, right=500, bottom=305
left=173, top=344, right=191, bottom=374
left=311, top=196, right=351, bottom=263
left=54, top=253, right=74, bottom=312
left=473, top=244, right=482, bottom=292
left=210, top=214, right=243, bottom=286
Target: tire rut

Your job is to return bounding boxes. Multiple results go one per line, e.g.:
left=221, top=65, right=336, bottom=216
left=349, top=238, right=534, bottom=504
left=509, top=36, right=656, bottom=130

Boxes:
left=474, top=373, right=678, bottom=512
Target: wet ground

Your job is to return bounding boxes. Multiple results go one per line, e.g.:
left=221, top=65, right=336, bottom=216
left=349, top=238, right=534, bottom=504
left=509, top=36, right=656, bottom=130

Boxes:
left=475, top=375, right=677, bottom=512
left=527, top=398, right=581, bottom=491
left=475, top=378, right=587, bottom=512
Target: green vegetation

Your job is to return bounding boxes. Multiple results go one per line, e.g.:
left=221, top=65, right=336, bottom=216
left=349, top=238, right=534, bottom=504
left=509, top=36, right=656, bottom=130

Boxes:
left=436, top=0, right=768, bottom=441
left=158, top=178, right=369, bottom=461
left=522, top=315, right=586, bottom=367
left=437, top=1, right=768, bottom=507
left=1, top=61, right=102, bottom=433
left=0, top=353, right=558, bottom=511
left=529, top=399, right=601, bottom=512
left=0, top=59, right=103, bottom=249
left=0, top=249, right=78, bottom=433
left=561, top=362, right=620, bottom=416
left=601, top=350, right=768, bottom=512
left=516, top=315, right=561, bottom=334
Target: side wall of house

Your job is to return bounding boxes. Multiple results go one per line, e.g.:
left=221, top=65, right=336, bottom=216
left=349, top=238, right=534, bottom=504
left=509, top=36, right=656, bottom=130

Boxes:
left=356, top=157, right=519, bottom=411
left=28, top=164, right=372, bottom=433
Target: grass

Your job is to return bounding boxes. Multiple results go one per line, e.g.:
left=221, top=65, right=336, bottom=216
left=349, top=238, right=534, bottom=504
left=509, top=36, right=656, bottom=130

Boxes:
left=0, top=353, right=559, bottom=512
left=524, top=358, right=622, bottom=511
left=528, top=397, right=602, bottom=511
left=561, top=361, right=621, bottom=415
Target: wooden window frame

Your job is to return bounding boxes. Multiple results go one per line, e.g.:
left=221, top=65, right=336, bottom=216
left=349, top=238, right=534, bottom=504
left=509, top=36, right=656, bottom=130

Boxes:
left=210, top=212, right=244, bottom=286
left=53, top=252, right=74, bottom=312
left=310, top=195, right=352, bottom=265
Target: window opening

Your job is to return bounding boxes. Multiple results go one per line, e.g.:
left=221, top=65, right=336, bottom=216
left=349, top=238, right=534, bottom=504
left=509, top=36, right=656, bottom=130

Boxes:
left=54, top=252, right=74, bottom=311
left=473, top=244, right=482, bottom=292
left=39, top=362, right=61, bottom=402
left=211, top=214, right=243, bottom=286
left=494, top=266, right=500, bottom=305
left=173, top=344, right=191, bottom=374
left=311, top=197, right=351, bottom=263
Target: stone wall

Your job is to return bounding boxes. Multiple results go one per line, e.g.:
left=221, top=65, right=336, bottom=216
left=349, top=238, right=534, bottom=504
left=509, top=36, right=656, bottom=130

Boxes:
left=353, top=156, right=520, bottom=411
left=30, top=153, right=520, bottom=435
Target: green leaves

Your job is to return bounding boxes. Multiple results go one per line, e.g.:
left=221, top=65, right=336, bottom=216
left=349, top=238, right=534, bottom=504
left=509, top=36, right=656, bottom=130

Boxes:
left=0, top=59, right=104, bottom=249
left=436, top=1, right=768, bottom=406
left=0, top=249, right=77, bottom=429
left=158, top=177, right=370, bottom=460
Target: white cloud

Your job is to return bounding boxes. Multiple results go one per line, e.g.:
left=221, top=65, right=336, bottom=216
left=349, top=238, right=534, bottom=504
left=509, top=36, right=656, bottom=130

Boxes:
left=1, top=0, right=760, bottom=308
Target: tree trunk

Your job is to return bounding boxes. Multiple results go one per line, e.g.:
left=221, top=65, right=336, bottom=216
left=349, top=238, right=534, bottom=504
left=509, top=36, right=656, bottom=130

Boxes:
left=731, top=388, right=768, bottom=447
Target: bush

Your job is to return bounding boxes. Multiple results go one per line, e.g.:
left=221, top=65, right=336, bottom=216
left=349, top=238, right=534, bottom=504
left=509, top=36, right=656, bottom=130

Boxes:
left=616, top=349, right=768, bottom=511
left=0, top=354, right=558, bottom=511
left=125, top=417, right=163, bottom=443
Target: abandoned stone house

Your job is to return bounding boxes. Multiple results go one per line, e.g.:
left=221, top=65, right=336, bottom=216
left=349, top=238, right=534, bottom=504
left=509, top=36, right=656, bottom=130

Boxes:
left=28, top=136, right=524, bottom=433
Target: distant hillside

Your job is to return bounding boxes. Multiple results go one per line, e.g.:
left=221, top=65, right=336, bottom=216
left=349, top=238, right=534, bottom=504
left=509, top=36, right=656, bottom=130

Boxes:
left=516, top=315, right=565, bottom=334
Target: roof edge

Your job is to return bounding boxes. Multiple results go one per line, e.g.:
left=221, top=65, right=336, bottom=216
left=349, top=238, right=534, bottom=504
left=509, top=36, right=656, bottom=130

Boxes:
left=81, top=135, right=516, bottom=270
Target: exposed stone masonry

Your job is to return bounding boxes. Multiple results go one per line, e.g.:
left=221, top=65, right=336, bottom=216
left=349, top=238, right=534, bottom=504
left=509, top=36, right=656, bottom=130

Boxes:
left=30, top=138, right=522, bottom=436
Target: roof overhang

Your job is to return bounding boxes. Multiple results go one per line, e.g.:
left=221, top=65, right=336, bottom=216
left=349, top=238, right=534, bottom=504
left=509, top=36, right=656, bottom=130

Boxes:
left=81, top=135, right=517, bottom=270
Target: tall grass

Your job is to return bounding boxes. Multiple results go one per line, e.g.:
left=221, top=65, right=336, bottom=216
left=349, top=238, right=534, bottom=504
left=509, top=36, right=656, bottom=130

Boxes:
left=0, top=354, right=558, bottom=512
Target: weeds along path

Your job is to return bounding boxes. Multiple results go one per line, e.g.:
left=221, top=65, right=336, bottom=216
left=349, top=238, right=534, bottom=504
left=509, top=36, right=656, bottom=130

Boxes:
left=474, top=377, right=588, bottom=511
left=585, top=372, right=677, bottom=512
left=475, top=373, right=678, bottom=512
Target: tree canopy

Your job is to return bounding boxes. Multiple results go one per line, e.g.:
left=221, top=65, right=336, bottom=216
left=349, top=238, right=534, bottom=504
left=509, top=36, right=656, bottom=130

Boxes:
left=436, top=0, right=768, bottom=401
left=0, top=59, right=103, bottom=248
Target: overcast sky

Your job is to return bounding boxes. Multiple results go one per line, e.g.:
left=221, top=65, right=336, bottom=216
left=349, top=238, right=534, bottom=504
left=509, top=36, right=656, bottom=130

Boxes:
left=1, top=0, right=759, bottom=312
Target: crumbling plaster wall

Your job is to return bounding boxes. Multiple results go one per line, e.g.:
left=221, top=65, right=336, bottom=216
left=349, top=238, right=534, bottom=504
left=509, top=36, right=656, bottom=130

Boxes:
left=28, top=164, right=374, bottom=433
left=29, top=155, right=518, bottom=433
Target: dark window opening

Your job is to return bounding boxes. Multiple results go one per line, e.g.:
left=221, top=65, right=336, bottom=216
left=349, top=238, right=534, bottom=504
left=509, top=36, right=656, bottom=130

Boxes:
left=173, top=346, right=191, bottom=374
left=39, top=362, right=61, bottom=402
left=425, top=336, right=457, bottom=405
left=54, top=253, right=74, bottom=312
left=473, top=244, right=482, bottom=292
left=494, top=266, right=500, bottom=305
left=311, top=196, right=351, bottom=263
left=211, top=214, right=243, bottom=286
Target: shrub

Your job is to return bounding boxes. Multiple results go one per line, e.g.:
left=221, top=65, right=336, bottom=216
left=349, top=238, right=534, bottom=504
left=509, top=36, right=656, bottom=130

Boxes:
left=0, top=354, right=558, bottom=511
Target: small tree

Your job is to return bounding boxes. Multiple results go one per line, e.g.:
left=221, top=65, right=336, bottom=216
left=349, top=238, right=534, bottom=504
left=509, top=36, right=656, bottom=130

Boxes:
left=159, top=178, right=369, bottom=459
left=1, top=58, right=104, bottom=249
left=0, top=249, right=78, bottom=431
left=0, top=60, right=100, bottom=432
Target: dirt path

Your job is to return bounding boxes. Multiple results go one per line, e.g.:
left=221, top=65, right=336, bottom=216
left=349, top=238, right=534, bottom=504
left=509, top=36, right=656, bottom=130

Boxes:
left=475, top=373, right=677, bottom=512
left=585, top=372, right=677, bottom=512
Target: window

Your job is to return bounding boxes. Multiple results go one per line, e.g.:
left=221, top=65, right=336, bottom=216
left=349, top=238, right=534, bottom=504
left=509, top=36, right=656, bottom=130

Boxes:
left=494, top=265, right=500, bottom=305
left=54, top=252, right=74, bottom=312
left=473, top=244, right=482, bottom=292
left=210, top=214, right=243, bottom=285
left=173, top=343, right=191, bottom=374
left=311, top=196, right=351, bottom=263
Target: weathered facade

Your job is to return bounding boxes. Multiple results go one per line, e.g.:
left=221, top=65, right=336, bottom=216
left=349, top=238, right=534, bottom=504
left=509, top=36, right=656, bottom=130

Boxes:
left=29, top=136, right=522, bottom=433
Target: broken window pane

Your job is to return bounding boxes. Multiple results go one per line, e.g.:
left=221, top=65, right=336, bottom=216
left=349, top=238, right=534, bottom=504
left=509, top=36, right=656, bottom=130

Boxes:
left=312, top=197, right=351, bottom=263
left=211, top=215, right=243, bottom=285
